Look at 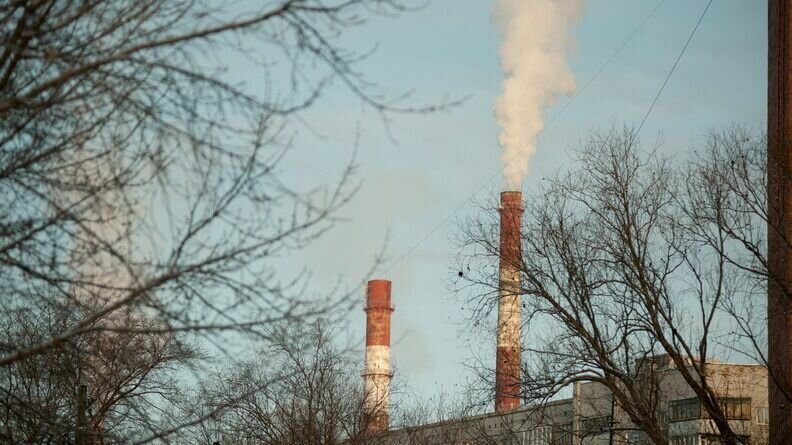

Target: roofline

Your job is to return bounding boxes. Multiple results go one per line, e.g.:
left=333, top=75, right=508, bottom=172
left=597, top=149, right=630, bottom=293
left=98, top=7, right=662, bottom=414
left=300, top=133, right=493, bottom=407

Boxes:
left=380, top=398, right=573, bottom=436
left=706, top=362, right=767, bottom=368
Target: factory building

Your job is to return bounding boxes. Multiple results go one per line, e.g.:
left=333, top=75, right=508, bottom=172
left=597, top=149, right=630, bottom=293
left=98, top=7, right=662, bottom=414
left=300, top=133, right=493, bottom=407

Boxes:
left=373, top=356, right=768, bottom=445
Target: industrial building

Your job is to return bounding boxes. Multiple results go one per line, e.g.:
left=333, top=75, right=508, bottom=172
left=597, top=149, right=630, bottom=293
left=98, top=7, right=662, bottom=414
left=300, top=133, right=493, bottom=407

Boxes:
left=368, top=356, right=768, bottom=444
left=360, top=192, right=770, bottom=445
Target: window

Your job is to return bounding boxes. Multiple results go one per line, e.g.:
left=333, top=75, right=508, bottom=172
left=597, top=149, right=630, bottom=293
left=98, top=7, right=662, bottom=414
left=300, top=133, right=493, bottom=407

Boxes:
left=700, top=435, right=748, bottom=445
left=670, top=398, right=701, bottom=422
left=669, top=435, right=698, bottom=445
left=657, top=409, right=668, bottom=426
left=552, top=423, right=573, bottom=445
left=523, top=426, right=552, bottom=445
left=497, top=434, right=520, bottom=445
left=669, top=434, right=749, bottom=445
left=756, top=406, right=769, bottom=425
left=718, top=398, right=751, bottom=420
left=670, top=397, right=751, bottom=422
left=581, top=415, right=612, bottom=435
left=627, top=430, right=646, bottom=444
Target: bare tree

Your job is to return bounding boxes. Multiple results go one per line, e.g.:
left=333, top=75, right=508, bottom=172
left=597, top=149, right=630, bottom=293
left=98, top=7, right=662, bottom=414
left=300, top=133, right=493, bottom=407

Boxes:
left=179, top=323, right=504, bottom=445
left=175, top=322, right=378, bottom=445
left=0, top=300, right=195, bottom=444
left=457, top=127, right=769, bottom=445
left=0, top=0, right=450, bottom=442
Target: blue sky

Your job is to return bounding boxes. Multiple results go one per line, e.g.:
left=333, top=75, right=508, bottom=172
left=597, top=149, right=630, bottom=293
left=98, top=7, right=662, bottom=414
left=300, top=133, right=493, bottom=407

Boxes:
left=249, top=0, right=766, bottom=407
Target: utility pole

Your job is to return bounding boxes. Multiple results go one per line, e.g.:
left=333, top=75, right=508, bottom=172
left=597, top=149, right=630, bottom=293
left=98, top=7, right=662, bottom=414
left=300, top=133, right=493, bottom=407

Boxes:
left=608, top=394, right=615, bottom=445
left=76, top=384, right=87, bottom=445
left=768, top=1, right=792, bottom=443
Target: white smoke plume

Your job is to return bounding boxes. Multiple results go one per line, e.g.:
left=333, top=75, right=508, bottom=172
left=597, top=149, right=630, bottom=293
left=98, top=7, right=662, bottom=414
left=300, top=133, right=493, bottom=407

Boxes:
left=494, top=0, right=584, bottom=190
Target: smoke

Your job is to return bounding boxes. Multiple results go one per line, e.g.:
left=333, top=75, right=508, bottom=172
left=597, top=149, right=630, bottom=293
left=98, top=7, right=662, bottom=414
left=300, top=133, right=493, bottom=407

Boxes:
left=493, top=0, right=584, bottom=190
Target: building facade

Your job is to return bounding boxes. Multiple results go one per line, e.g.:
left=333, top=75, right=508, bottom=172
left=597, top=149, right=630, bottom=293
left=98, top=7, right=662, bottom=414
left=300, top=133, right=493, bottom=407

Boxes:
left=379, top=357, right=768, bottom=445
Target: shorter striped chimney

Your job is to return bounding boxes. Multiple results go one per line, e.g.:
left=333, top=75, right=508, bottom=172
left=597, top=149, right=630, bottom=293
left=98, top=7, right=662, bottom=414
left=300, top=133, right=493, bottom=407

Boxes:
left=362, top=279, right=394, bottom=434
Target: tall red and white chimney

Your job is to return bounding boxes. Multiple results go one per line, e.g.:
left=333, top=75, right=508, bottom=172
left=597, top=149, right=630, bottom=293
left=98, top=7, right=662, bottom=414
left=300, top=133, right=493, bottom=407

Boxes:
left=495, top=191, right=523, bottom=412
left=363, top=279, right=394, bottom=433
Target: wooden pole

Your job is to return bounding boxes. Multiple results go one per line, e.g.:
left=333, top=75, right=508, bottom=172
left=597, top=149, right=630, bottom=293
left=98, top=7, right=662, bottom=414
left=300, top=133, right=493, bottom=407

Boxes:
left=768, top=1, right=792, bottom=443
left=76, top=384, right=87, bottom=445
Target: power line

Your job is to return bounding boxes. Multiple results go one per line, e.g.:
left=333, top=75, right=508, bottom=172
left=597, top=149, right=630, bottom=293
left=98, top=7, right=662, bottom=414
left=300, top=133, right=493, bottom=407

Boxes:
left=636, top=0, right=714, bottom=137
left=381, top=0, right=667, bottom=274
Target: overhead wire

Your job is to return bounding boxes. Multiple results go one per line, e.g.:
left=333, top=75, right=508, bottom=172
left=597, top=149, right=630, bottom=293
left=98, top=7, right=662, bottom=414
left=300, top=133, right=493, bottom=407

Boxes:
left=636, top=0, right=714, bottom=137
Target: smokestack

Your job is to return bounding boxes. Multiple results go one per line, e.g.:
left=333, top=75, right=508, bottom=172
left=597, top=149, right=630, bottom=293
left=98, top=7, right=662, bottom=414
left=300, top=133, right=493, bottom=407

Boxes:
left=496, top=191, right=523, bottom=412
left=363, top=279, right=394, bottom=433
